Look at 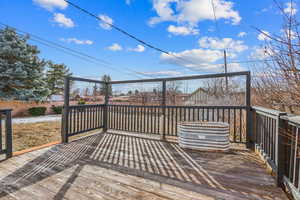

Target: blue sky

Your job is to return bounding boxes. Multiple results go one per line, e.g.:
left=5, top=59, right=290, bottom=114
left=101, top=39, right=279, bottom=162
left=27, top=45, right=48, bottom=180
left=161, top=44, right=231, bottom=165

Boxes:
left=0, top=0, right=297, bottom=80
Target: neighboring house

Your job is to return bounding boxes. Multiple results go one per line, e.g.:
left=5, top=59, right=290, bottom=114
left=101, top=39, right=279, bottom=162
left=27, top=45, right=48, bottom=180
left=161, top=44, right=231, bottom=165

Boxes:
left=185, top=88, right=210, bottom=105
left=128, top=92, right=161, bottom=105
left=166, top=92, right=189, bottom=105
left=117, top=92, right=190, bottom=106
left=186, top=88, right=245, bottom=106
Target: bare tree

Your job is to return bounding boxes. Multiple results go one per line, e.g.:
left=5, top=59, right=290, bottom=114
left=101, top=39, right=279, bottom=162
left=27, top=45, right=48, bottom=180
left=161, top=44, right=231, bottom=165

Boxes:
left=166, top=81, right=182, bottom=105
left=253, top=0, right=300, bottom=113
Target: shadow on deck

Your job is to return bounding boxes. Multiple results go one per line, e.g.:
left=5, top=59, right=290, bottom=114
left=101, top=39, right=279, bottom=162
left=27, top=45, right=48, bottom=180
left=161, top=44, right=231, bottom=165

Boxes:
left=0, top=132, right=287, bottom=200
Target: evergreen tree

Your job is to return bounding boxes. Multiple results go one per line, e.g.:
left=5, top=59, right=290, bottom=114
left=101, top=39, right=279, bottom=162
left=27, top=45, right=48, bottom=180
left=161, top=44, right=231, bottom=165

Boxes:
left=100, top=75, right=112, bottom=96
left=0, top=27, right=49, bottom=101
left=46, top=61, right=71, bottom=96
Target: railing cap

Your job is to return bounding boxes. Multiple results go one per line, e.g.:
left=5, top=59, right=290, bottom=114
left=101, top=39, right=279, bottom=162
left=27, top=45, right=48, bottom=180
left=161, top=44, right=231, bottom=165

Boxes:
left=252, top=106, right=287, bottom=117
left=281, top=115, right=300, bottom=127
left=0, top=109, right=13, bottom=112
left=68, top=104, right=105, bottom=108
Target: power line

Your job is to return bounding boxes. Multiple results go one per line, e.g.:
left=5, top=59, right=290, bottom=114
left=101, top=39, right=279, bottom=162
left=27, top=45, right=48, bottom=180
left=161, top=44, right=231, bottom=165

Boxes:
left=210, top=0, right=222, bottom=39
left=0, top=23, right=198, bottom=79
left=0, top=22, right=277, bottom=79
left=64, top=0, right=286, bottom=76
left=229, top=59, right=276, bottom=64
left=64, top=0, right=271, bottom=74
left=63, top=0, right=202, bottom=70
left=0, top=23, right=155, bottom=79
left=210, top=0, right=230, bottom=89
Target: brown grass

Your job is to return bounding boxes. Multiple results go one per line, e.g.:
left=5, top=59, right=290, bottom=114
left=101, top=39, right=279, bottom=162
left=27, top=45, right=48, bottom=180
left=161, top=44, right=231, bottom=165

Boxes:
left=12, top=121, right=102, bottom=152
left=12, top=121, right=61, bottom=152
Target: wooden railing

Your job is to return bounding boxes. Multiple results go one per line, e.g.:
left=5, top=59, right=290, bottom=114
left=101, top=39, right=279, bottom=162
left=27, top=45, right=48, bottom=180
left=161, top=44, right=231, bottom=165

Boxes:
left=107, top=105, right=247, bottom=143
left=62, top=71, right=252, bottom=144
left=0, top=109, right=12, bottom=159
left=107, top=105, right=161, bottom=135
left=280, top=115, right=300, bottom=199
left=252, top=107, right=286, bottom=171
left=65, top=104, right=105, bottom=137
left=252, top=106, right=300, bottom=199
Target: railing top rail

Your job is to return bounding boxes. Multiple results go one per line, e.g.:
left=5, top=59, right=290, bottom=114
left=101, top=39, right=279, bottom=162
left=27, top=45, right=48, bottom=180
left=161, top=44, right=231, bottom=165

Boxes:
left=109, top=71, right=250, bottom=85
left=67, top=71, right=250, bottom=85
left=68, top=76, right=106, bottom=84
left=281, top=115, right=300, bottom=127
left=252, top=106, right=287, bottom=117
left=69, top=104, right=105, bottom=109
left=0, top=109, right=12, bottom=113
left=107, top=104, right=247, bottom=109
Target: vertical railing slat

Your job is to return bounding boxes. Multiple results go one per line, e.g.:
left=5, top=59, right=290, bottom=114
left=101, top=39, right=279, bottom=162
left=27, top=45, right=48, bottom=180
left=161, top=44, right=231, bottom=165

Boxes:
left=0, top=115, right=2, bottom=151
left=293, top=127, right=299, bottom=184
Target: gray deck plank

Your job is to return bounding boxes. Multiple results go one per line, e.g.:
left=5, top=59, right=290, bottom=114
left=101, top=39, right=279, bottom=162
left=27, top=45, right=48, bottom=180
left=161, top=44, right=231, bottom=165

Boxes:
left=0, top=132, right=288, bottom=200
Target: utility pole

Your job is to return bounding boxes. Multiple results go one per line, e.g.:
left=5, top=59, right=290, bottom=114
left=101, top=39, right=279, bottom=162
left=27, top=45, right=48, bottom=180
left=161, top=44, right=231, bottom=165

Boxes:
left=224, top=50, right=228, bottom=91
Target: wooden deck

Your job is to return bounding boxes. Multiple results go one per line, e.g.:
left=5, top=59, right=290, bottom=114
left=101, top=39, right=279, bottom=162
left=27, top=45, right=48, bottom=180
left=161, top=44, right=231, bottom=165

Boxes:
left=0, top=132, right=287, bottom=200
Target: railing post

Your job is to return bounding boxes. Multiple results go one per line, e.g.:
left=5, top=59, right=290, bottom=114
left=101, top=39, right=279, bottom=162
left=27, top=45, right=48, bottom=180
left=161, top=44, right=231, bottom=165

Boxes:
left=62, top=77, right=70, bottom=143
left=162, top=80, right=166, bottom=140
left=276, top=115, right=287, bottom=187
left=245, top=72, right=253, bottom=149
left=103, top=82, right=109, bottom=132
left=252, top=109, right=257, bottom=145
left=5, top=110, right=12, bottom=158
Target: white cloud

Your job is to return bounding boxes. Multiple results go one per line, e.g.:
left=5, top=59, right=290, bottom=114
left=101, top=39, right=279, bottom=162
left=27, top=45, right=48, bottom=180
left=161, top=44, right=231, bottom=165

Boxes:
left=178, top=0, right=241, bottom=25
left=141, top=70, right=182, bottom=76
left=129, top=45, right=145, bottom=52
left=167, top=25, right=199, bottom=35
left=107, top=43, right=122, bottom=51
left=99, top=14, right=113, bottom=30
left=198, top=37, right=248, bottom=53
left=226, top=63, right=244, bottom=72
left=125, top=0, right=132, bottom=5
left=33, top=0, right=67, bottom=11
left=149, top=0, right=241, bottom=27
left=160, top=50, right=244, bottom=72
left=238, top=32, right=246, bottom=38
left=159, top=36, right=247, bottom=72
left=257, top=30, right=271, bottom=41
left=60, top=38, right=93, bottom=45
left=149, top=0, right=177, bottom=25
left=53, top=13, right=75, bottom=28
left=260, top=8, right=268, bottom=13
left=284, top=2, right=297, bottom=15
left=250, top=46, right=272, bottom=60
left=160, top=49, right=223, bottom=69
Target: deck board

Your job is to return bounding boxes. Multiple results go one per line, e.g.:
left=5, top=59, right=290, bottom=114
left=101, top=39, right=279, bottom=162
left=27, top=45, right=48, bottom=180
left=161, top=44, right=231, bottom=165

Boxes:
left=0, top=132, right=287, bottom=200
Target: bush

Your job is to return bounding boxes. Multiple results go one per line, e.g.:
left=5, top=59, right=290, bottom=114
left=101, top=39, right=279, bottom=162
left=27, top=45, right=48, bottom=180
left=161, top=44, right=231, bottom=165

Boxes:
left=51, top=105, right=63, bottom=114
left=28, top=107, right=47, bottom=116
left=78, top=99, right=86, bottom=105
